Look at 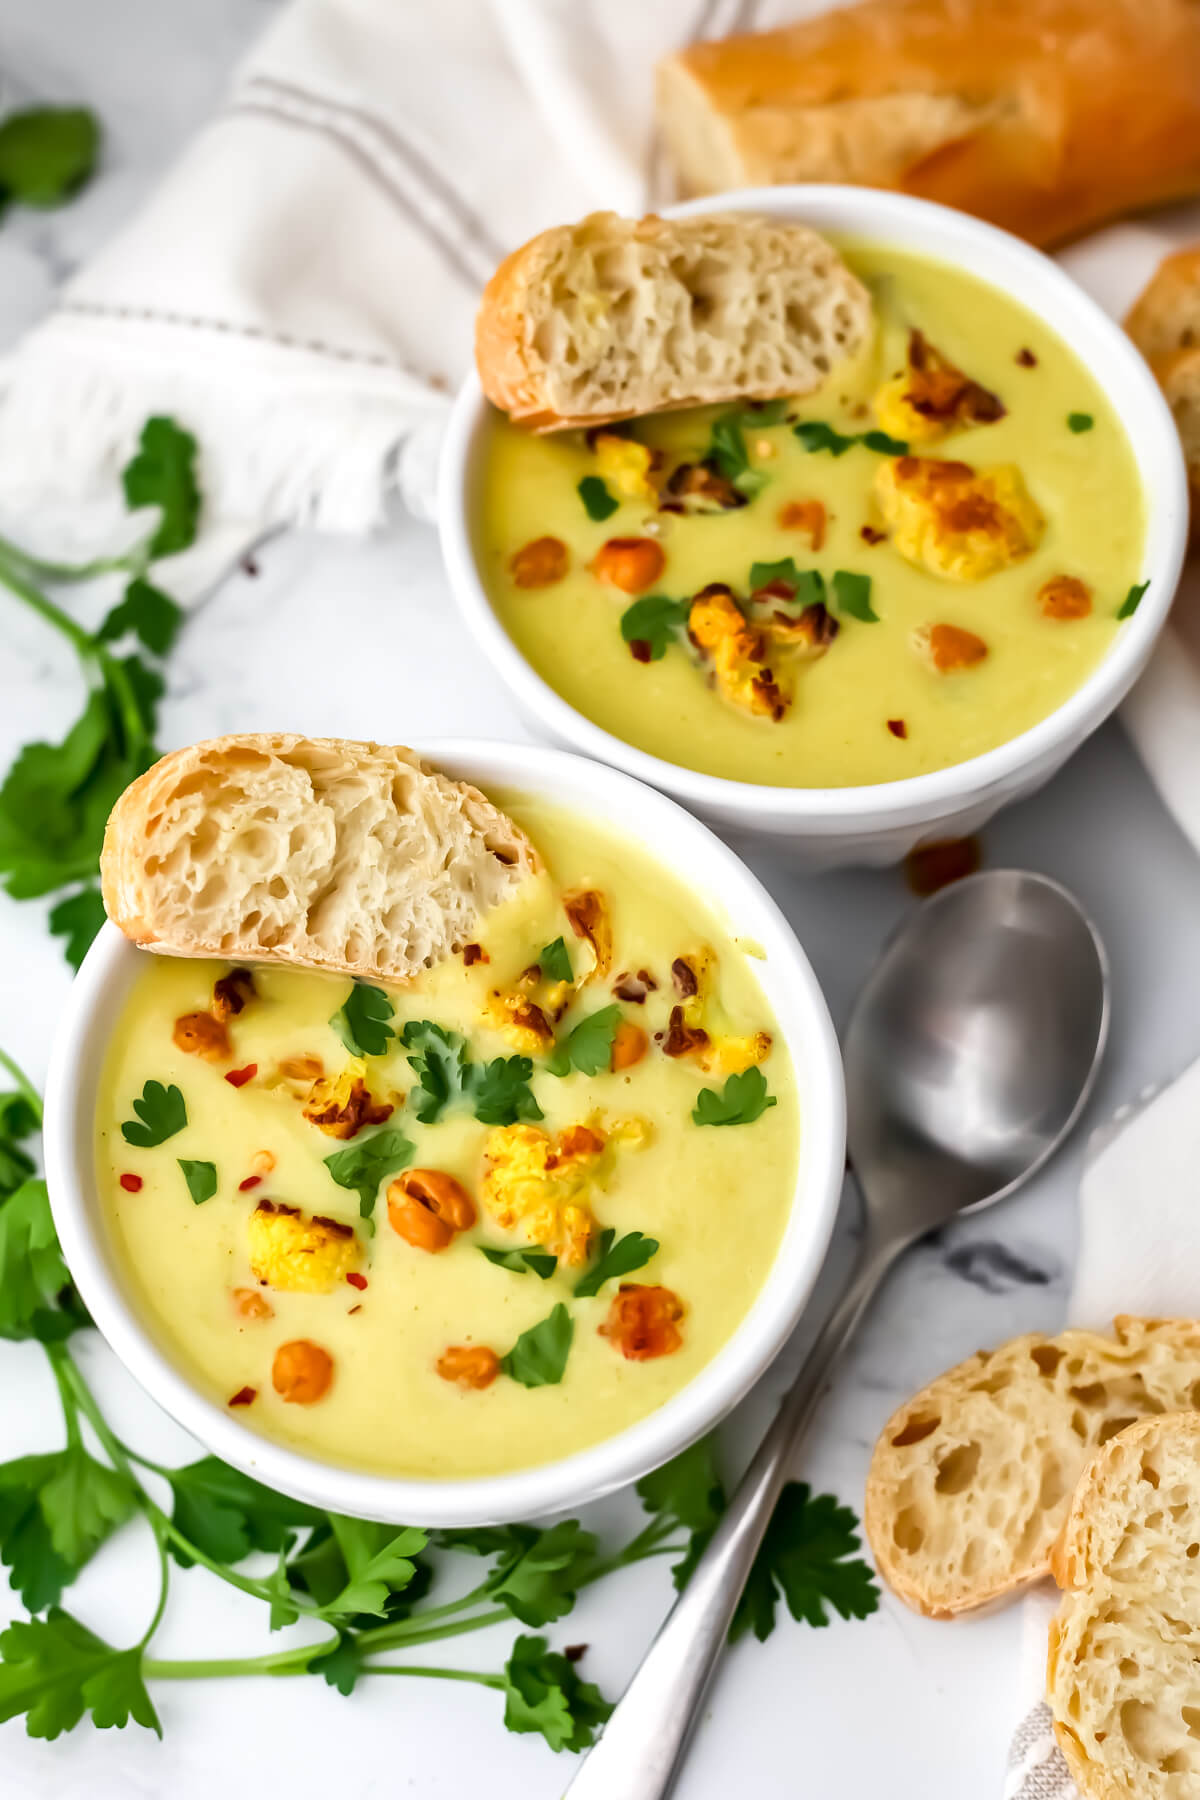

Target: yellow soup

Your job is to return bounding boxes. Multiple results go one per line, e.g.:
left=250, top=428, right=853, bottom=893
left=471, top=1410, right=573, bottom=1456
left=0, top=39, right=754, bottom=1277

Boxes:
left=94, top=797, right=798, bottom=1480
left=478, top=246, right=1147, bottom=788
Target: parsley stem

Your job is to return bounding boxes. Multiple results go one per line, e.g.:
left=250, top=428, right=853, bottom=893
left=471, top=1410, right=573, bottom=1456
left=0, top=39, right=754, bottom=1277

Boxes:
left=0, top=548, right=94, bottom=657
left=354, top=1606, right=511, bottom=1653
left=0, top=528, right=144, bottom=584
left=0, top=1050, right=43, bottom=1124
left=143, top=1638, right=340, bottom=1681
left=357, top=1664, right=505, bottom=1689
left=45, top=1346, right=82, bottom=1451
left=139, top=1529, right=171, bottom=1651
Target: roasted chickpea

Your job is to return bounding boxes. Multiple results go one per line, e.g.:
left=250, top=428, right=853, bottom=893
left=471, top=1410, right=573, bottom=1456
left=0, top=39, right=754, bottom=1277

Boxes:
left=272, top=1339, right=333, bottom=1403
left=232, top=1287, right=273, bottom=1321
left=510, top=536, right=569, bottom=588
left=777, top=498, right=827, bottom=549
left=913, top=623, right=988, bottom=673
left=173, top=1012, right=231, bottom=1061
left=436, top=1345, right=501, bottom=1389
left=388, top=1169, right=476, bottom=1252
left=588, top=537, right=665, bottom=595
left=1037, top=575, right=1092, bottom=620
left=610, top=1020, right=648, bottom=1072
left=599, top=1285, right=684, bottom=1361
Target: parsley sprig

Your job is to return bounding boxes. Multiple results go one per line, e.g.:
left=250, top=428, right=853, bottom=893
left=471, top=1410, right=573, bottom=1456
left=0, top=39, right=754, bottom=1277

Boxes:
left=402, top=1020, right=543, bottom=1126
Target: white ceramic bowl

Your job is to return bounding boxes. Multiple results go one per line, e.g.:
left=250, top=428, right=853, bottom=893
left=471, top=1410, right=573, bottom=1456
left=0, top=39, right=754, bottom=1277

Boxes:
left=44, top=741, right=845, bottom=1527
left=439, top=186, right=1189, bottom=867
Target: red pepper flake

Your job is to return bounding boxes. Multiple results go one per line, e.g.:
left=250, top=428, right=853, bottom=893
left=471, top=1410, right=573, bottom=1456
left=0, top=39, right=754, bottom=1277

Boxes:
left=346, top=1272, right=368, bottom=1291
left=225, top=1064, right=257, bottom=1088
left=629, top=639, right=652, bottom=663
left=860, top=525, right=887, bottom=545
left=228, top=1386, right=257, bottom=1408
left=119, top=1173, right=143, bottom=1193
left=905, top=835, right=982, bottom=897
left=1015, top=347, right=1038, bottom=368
left=238, top=1175, right=262, bottom=1192
left=462, top=943, right=489, bottom=966
left=887, top=718, right=908, bottom=739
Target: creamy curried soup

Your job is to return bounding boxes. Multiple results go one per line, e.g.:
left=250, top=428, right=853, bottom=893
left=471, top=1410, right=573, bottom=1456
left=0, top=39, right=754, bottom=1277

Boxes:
left=478, top=246, right=1148, bottom=788
left=95, top=797, right=798, bottom=1480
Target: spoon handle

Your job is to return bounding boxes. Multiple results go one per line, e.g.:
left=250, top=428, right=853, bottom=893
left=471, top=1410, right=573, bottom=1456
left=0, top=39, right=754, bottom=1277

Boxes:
left=563, top=1240, right=898, bottom=1800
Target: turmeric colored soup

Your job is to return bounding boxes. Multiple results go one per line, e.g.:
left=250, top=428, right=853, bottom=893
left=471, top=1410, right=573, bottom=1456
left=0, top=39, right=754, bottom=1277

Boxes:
left=476, top=246, right=1146, bottom=788
left=94, top=796, right=798, bottom=1480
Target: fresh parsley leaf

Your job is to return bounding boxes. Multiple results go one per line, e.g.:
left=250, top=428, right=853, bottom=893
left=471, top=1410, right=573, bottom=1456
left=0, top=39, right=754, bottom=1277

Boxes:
left=1118, top=580, right=1149, bottom=619
left=706, top=411, right=767, bottom=498
left=692, top=1066, right=777, bottom=1128
left=794, top=420, right=907, bottom=457
left=0, top=1456, right=77, bottom=1613
left=574, top=1228, right=658, bottom=1299
left=323, top=1127, right=413, bottom=1227
left=309, top=1629, right=361, bottom=1696
left=36, top=1446, right=136, bottom=1569
left=479, top=1244, right=557, bottom=1279
left=730, top=1482, right=880, bottom=1642
left=165, top=1456, right=322, bottom=1569
left=401, top=1019, right=469, bottom=1121
left=0, top=1608, right=160, bottom=1739
left=471, top=1055, right=544, bottom=1126
left=0, top=1087, right=37, bottom=1201
left=47, top=887, right=105, bottom=972
left=321, top=1516, right=427, bottom=1620
left=177, top=1159, right=216, bottom=1205
left=500, top=1303, right=573, bottom=1388
left=120, top=1081, right=186, bottom=1148
left=485, top=1519, right=597, bottom=1627
left=1067, top=412, right=1094, bottom=434
left=0, top=1180, right=76, bottom=1340
left=831, top=569, right=878, bottom=623
left=538, top=936, right=572, bottom=984
left=636, top=1433, right=727, bottom=1590
left=861, top=428, right=909, bottom=454
left=578, top=476, right=619, bottom=522
left=97, top=579, right=182, bottom=657
left=121, top=417, right=200, bottom=559
left=748, top=557, right=803, bottom=591
left=501, top=1633, right=612, bottom=1754
left=0, top=108, right=99, bottom=211
left=619, top=593, right=691, bottom=660
left=548, top=1004, right=621, bottom=1077
left=331, top=981, right=395, bottom=1058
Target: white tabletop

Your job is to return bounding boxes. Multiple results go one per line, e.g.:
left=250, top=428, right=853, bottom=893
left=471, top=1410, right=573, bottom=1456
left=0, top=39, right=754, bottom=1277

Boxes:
left=4, top=4, right=1200, bottom=1796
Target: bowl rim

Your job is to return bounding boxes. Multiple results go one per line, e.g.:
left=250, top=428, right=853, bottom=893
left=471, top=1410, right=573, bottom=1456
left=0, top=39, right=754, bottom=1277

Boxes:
left=438, top=183, right=1189, bottom=828
left=43, top=738, right=846, bottom=1527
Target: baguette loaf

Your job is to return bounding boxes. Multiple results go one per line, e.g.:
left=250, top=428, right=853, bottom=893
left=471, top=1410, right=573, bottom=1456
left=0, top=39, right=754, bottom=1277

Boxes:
left=100, top=735, right=538, bottom=984
left=1126, top=249, right=1200, bottom=535
left=474, top=210, right=871, bottom=430
left=864, top=1317, right=1200, bottom=1618
left=1048, top=1413, right=1200, bottom=1797
left=657, top=0, right=1200, bottom=250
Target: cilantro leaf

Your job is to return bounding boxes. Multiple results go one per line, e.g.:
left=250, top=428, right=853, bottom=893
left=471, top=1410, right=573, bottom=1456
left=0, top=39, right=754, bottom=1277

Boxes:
left=121, top=417, right=200, bottom=559
left=1067, top=411, right=1094, bottom=434
left=323, top=1127, right=413, bottom=1227
left=636, top=1433, right=727, bottom=1590
left=1118, top=580, right=1149, bottom=620
left=0, top=1608, right=160, bottom=1739
left=37, top=1447, right=136, bottom=1568
left=794, top=420, right=907, bottom=457
left=322, top=1517, right=427, bottom=1619
left=47, top=887, right=105, bottom=971
left=331, top=982, right=395, bottom=1058
left=401, top=1019, right=470, bottom=1121
left=486, top=1519, right=597, bottom=1627
left=0, top=1180, right=76, bottom=1340
left=548, top=1004, right=621, bottom=1077
left=97, top=579, right=182, bottom=657
left=471, top=1055, right=544, bottom=1126
left=538, top=937, right=573, bottom=984
left=501, top=1633, right=612, bottom=1753
left=479, top=1244, right=557, bottom=1279
left=500, top=1303, right=573, bottom=1388
left=574, top=1228, right=658, bottom=1299
left=177, top=1159, right=216, bottom=1205
left=0, top=108, right=99, bottom=211
left=578, top=476, right=619, bottom=522
left=693, top=1066, right=776, bottom=1128
left=832, top=569, right=878, bottom=623
left=120, top=1081, right=186, bottom=1148
left=730, top=1482, right=880, bottom=1642
left=619, top=594, right=691, bottom=661
left=166, top=1456, right=322, bottom=1569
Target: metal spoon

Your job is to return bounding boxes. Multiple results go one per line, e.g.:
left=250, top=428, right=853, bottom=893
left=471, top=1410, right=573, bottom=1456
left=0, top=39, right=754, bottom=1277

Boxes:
left=563, top=869, right=1109, bottom=1800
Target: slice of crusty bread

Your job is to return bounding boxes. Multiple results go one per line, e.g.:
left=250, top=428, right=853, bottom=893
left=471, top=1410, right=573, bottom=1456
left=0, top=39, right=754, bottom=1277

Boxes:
left=864, top=1317, right=1200, bottom=1619
left=100, top=734, right=538, bottom=984
left=474, top=210, right=872, bottom=431
left=1048, top=1413, right=1200, bottom=1798
left=1126, top=251, right=1200, bottom=535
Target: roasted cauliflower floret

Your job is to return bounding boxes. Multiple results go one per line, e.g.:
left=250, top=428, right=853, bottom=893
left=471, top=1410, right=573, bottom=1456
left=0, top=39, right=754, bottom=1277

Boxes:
left=562, top=886, right=613, bottom=982
left=302, top=1061, right=394, bottom=1139
left=663, top=949, right=771, bottom=1074
left=480, top=1122, right=605, bottom=1266
left=593, top=433, right=661, bottom=501
left=485, top=989, right=554, bottom=1054
left=247, top=1200, right=360, bottom=1293
left=688, top=585, right=787, bottom=722
left=874, top=330, right=1005, bottom=445
left=875, top=456, right=1043, bottom=581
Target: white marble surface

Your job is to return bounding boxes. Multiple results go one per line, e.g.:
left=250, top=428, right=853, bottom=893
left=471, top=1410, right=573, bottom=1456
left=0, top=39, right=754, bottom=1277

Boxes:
left=4, top=4, right=1200, bottom=1797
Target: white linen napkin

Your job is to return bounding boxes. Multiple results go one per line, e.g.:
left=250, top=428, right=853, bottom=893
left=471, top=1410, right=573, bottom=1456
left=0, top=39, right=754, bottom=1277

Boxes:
left=1003, top=1064, right=1200, bottom=1799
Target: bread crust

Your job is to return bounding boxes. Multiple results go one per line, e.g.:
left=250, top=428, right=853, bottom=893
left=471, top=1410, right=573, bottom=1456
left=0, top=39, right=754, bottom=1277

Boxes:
left=100, top=734, right=539, bottom=985
left=656, top=0, right=1200, bottom=250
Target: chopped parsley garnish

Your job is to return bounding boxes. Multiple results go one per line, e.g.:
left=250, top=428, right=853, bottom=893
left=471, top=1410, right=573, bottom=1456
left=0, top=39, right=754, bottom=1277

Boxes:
left=831, top=569, right=878, bottom=623
left=1117, top=580, right=1149, bottom=619
left=500, top=1303, right=574, bottom=1387
left=705, top=400, right=789, bottom=498
left=748, top=557, right=804, bottom=591
left=619, top=594, right=691, bottom=660
left=537, top=937, right=573, bottom=984
left=794, top=420, right=907, bottom=457
left=330, top=983, right=395, bottom=1058
left=120, top=1082, right=187, bottom=1148
left=1067, top=412, right=1094, bottom=434
left=177, top=1160, right=216, bottom=1206
left=471, top=1056, right=544, bottom=1126
left=479, top=1244, right=557, bottom=1279
left=577, top=476, right=619, bottom=522
left=692, top=1066, right=777, bottom=1127
left=547, top=1005, right=622, bottom=1077
left=573, top=1228, right=658, bottom=1299
left=402, top=1021, right=542, bottom=1126
left=323, top=1128, right=414, bottom=1226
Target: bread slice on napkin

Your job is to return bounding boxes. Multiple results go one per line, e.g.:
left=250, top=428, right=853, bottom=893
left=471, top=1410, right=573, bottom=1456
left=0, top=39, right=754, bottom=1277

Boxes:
left=1048, top=1412, right=1200, bottom=1798
left=474, top=210, right=872, bottom=431
left=1126, top=247, right=1200, bottom=534
left=100, top=734, right=538, bottom=984
left=864, top=1317, right=1200, bottom=1618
